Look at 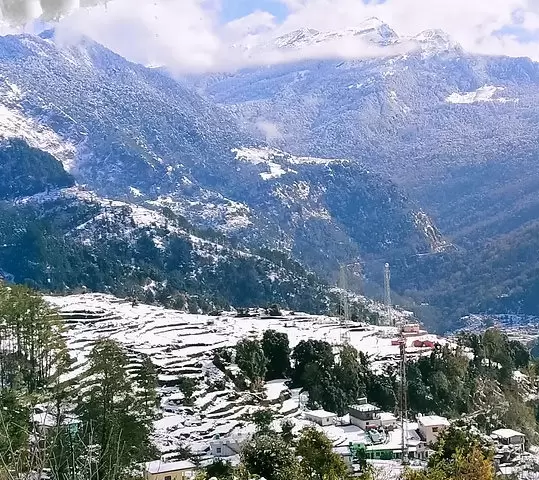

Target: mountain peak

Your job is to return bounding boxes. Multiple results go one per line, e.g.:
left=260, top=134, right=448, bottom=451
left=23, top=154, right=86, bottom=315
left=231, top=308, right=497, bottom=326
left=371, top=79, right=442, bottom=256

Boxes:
left=274, top=28, right=320, bottom=48
left=349, top=17, right=399, bottom=44
left=273, top=18, right=399, bottom=50
left=357, top=17, right=390, bottom=31
left=412, top=29, right=461, bottom=53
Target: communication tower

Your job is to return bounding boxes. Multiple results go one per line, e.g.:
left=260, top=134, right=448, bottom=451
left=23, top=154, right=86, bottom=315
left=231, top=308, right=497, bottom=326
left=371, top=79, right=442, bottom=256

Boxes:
left=384, top=263, right=393, bottom=326
left=339, top=265, right=351, bottom=345
left=398, top=328, right=409, bottom=464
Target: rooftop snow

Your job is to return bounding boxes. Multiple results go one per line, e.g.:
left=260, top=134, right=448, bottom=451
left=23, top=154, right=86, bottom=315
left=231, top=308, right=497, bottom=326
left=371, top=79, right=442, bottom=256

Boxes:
left=417, top=415, right=450, bottom=427
left=145, top=460, right=195, bottom=474
left=305, top=409, right=338, bottom=419
left=491, top=428, right=525, bottom=439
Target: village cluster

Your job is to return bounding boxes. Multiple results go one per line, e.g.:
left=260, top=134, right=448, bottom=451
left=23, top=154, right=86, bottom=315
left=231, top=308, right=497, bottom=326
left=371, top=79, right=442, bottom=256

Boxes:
left=41, top=294, right=537, bottom=480
left=142, top=402, right=528, bottom=479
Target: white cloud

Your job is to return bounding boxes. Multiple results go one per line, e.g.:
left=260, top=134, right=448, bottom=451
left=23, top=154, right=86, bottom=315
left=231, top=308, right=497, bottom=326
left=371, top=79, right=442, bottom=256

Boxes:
left=12, top=0, right=539, bottom=72
left=0, top=0, right=111, bottom=25
left=57, top=0, right=224, bottom=74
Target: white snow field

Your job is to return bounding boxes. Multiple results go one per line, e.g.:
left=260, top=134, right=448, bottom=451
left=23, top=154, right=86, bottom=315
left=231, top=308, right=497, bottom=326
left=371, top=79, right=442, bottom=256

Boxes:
left=446, top=85, right=517, bottom=104
left=46, top=293, right=445, bottom=455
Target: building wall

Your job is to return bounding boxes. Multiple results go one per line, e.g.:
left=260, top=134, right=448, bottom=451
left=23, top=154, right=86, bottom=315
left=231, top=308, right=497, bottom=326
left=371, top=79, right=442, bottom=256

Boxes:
left=350, top=416, right=381, bottom=430
left=210, top=438, right=247, bottom=457
left=305, top=415, right=335, bottom=426
left=145, top=470, right=193, bottom=480
left=419, top=425, right=445, bottom=445
left=497, top=436, right=525, bottom=451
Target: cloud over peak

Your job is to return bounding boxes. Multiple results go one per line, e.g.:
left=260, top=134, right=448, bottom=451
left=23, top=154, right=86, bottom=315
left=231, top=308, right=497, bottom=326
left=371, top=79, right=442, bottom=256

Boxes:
left=2, top=0, right=539, bottom=73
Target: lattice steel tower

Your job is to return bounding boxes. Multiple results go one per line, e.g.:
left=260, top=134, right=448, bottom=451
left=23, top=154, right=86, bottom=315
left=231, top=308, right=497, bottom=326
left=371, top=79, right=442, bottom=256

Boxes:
left=339, top=265, right=351, bottom=345
left=399, top=329, right=409, bottom=465
left=384, top=263, right=393, bottom=326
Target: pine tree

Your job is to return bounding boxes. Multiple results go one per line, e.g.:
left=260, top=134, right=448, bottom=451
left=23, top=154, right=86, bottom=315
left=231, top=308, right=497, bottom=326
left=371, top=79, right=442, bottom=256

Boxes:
left=135, top=354, right=159, bottom=416
left=178, top=376, right=198, bottom=406
left=296, top=427, right=352, bottom=480
left=241, top=434, right=301, bottom=480
left=77, top=339, right=156, bottom=479
left=235, top=339, right=267, bottom=387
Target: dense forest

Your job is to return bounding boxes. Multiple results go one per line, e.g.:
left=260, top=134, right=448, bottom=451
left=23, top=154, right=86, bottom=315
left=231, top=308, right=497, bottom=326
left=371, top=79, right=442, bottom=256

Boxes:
left=0, top=199, right=345, bottom=315
left=388, top=219, right=539, bottom=331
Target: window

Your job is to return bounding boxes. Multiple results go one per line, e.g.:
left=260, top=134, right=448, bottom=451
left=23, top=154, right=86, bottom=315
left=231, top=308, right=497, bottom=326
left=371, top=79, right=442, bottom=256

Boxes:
left=164, top=476, right=171, bottom=480
left=432, top=427, right=439, bottom=433
left=216, top=447, right=222, bottom=454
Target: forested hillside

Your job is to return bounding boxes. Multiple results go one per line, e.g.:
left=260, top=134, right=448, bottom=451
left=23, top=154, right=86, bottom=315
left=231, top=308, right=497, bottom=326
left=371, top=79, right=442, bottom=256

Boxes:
left=0, top=195, right=337, bottom=313
left=194, top=22, right=539, bottom=325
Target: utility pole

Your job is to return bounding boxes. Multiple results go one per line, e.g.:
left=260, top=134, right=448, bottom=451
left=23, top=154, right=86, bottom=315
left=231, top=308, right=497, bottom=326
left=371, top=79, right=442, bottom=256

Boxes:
left=399, top=327, right=409, bottom=465
left=384, top=263, right=393, bottom=326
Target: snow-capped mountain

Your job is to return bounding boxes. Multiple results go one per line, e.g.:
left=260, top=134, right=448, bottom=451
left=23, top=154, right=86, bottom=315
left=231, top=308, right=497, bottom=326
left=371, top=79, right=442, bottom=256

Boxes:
left=194, top=21, right=539, bottom=241
left=192, top=19, right=539, bottom=322
left=0, top=30, right=440, bottom=312
left=273, top=17, right=400, bottom=49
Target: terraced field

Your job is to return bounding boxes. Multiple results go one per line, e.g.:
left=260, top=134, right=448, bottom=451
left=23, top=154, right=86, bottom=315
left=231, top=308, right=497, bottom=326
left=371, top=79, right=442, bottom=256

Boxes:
left=46, top=293, right=444, bottom=456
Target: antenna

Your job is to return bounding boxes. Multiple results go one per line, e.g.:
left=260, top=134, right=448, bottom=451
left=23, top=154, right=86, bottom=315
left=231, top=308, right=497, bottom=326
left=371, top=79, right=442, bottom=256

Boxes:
left=399, top=328, right=409, bottom=465
left=384, top=263, right=393, bottom=326
left=339, top=265, right=351, bottom=345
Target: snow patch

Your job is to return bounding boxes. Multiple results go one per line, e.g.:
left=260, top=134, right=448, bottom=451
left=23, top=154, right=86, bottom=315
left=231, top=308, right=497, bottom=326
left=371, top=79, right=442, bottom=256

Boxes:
left=0, top=104, right=76, bottom=172
left=446, top=85, right=517, bottom=104
left=129, top=186, right=143, bottom=197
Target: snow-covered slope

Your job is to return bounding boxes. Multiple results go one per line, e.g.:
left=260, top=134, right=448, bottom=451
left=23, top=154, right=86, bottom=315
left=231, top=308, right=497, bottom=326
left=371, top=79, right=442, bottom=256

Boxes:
left=0, top=30, right=437, bottom=286
left=193, top=18, right=539, bottom=321
left=6, top=184, right=343, bottom=313
left=47, top=292, right=441, bottom=455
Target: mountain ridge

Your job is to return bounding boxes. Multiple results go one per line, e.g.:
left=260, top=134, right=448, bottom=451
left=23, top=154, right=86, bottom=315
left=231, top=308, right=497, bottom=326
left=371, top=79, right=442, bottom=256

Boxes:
left=0, top=30, right=440, bottom=318
left=191, top=24, right=539, bottom=324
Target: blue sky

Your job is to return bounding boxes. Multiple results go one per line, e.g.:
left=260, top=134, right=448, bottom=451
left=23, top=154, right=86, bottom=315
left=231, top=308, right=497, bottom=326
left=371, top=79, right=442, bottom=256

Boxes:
left=220, top=0, right=289, bottom=22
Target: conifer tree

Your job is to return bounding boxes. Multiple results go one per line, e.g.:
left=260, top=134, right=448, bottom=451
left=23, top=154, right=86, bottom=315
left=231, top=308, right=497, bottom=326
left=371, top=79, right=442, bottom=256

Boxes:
left=136, top=354, right=159, bottom=416
left=262, top=330, right=290, bottom=380
left=235, top=339, right=267, bottom=387
left=77, top=339, right=156, bottom=479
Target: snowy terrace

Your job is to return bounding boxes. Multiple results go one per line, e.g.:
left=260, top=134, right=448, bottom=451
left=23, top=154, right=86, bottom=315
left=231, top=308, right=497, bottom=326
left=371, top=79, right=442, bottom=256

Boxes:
left=45, top=293, right=448, bottom=455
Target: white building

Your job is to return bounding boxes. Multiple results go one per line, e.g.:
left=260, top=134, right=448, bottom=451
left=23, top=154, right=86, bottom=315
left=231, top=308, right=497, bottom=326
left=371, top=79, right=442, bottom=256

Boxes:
left=304, top=410, right=338, bottom=427
left=491, top=429, right=526, bottom=453
left=417, top=415, right=450, bottom=445
left=210, top=435, right=249, bottom=458
left=349, top=402, right=382, bottom=430
left=144, top=460, right=196, bottom=480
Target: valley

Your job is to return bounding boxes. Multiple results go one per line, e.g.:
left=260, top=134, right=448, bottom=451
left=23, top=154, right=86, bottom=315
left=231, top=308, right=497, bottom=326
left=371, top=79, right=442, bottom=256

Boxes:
left=2, top=3, right=539, bottom=479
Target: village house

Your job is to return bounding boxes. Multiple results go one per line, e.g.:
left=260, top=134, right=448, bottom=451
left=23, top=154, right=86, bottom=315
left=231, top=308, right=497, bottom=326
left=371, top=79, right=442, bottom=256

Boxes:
left=210, top=434, right=249, bottom=457
left=144, top=460, right=196, bottom=480
left=491, top=429, right=526, bottom=453
left=304, top=409, right=338, bottom=426
left=417, top=415, right=450, bottom=445
left=349, top=398, right=383, bottom=430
